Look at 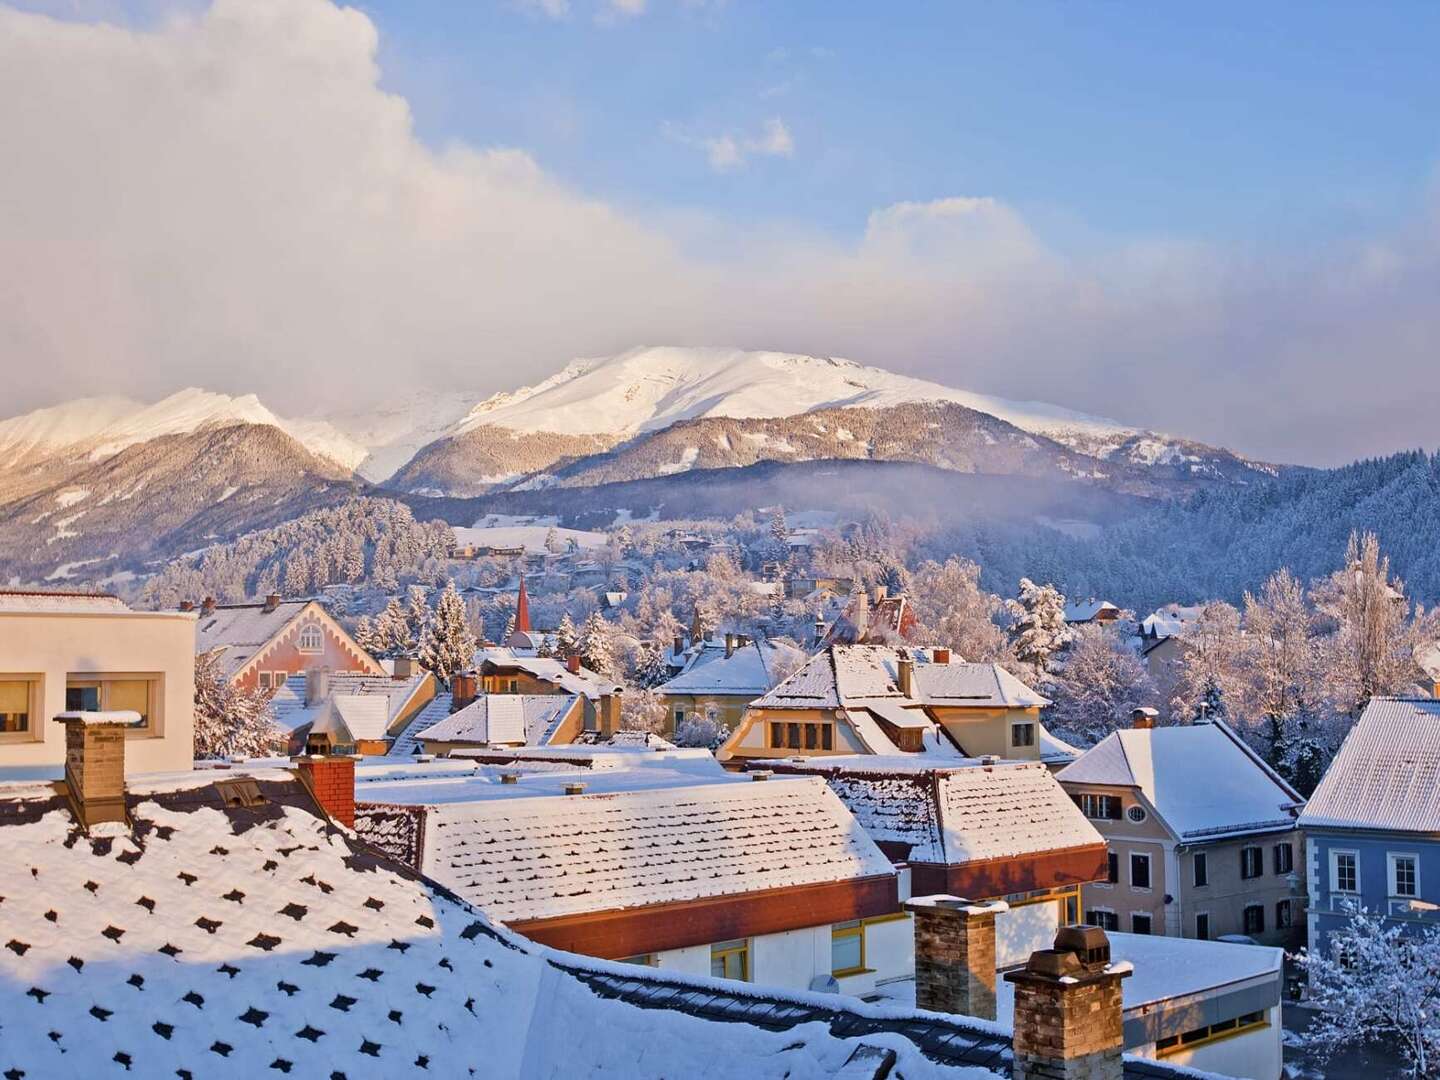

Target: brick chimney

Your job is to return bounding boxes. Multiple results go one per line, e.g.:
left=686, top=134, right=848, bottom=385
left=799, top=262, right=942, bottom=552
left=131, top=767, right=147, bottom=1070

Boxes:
left=598, top=692, right=621, bottom=736
left=200, top=596, right=216, bottom=616
left=263, top=592, right=282, bottom=613
left=932, top=647, right=950, bottom=665
left=178, top=600, right=194, bottom=612
left=451, top=672, right=478, bottom=711
left=1131, top=707, right=1158, bottom=730
left=392, top=656, right=414, bottom=680
left=295, top=752, right=356, bottom=828
left=55, top=711, right=134, bottom=828
left=566, top=654, right=581, bottom=674
left=904, top=896, right=1008, bottom=1021
left=1005, top=926, right=1131, bottom=1080
left=897, top=656, right=915, bottom=699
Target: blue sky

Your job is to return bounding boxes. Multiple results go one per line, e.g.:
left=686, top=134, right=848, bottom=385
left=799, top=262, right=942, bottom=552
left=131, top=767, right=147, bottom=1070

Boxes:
left=355, top=1, right=1439, bottom=249
left=4, top=0, right=1439, bottom=464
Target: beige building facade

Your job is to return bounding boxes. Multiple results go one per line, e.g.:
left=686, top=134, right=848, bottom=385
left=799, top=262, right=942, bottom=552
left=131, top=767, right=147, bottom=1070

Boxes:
left=0, top=591, right=196, bottom=776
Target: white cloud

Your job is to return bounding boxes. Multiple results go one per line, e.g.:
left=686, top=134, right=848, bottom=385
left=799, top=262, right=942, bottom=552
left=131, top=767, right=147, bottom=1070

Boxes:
left=674, top=116, right=794, bottom=171
left=2, top=0, right=1439, bottom=467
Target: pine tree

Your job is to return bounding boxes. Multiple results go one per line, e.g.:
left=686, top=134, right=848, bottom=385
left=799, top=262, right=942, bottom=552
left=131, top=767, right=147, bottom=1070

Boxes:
left=578, top=610, right=616, bottom=677
left=1006, top=578, right=1071, bottom=685
left=193, top=650, right=280, bottom=759
left=555, top=612, right=579, bottom=658
left=633, top=641, right=671, bottom=689
left=405, top=585, right=432, bottom=647
left=501, top=612, right=516, bottom=643
left=418, top=581, right=477, bottom=682
left=371, top=596, right=414, bottom=658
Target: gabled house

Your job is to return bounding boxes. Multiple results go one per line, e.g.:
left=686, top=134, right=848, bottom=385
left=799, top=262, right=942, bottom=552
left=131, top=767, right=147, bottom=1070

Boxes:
left=1057, top=713, right=1305, bottom=946
left=1063, top=599, right=1122, bottom=626
left=1298, top=697, right=1440, bottom=957
left=748, top=757, right=1108, bottom=968
left=821, top=586, right=919, bottom=646
left=657, top=633, right=805, bottom=733
left=718, top=645, right=1058, bottom=766
left=274, top=661, right=438, bottom=756
left=191, top=593, right=382, bottom=692
left=476, top=648, right=620, bottom=700
left=415, top=693, right=587, bottom=754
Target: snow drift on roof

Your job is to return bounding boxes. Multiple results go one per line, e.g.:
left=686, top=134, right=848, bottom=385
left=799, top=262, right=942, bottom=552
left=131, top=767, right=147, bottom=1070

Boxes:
left=1300, top=698, right=1440, bottom=833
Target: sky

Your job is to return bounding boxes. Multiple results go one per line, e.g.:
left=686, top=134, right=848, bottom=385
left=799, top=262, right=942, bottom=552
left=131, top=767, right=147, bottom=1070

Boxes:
left=1, top=0, right=1438, bottom=465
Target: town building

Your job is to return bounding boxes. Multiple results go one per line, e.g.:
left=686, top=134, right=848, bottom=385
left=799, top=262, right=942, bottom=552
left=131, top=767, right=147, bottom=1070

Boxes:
left=820, top=585, right=919, bottom=646
left=1298, top=697, right=1440, bottom=958
left=745, top=757, right=1108, bottom=968
left=191, top=593, right=383, bottom=692
left=1064, top=599, right=1123, bottom=626
left=0, top=589, right=195, bottom=777
left=414, top=691, right=588, bottom=754
left=657, top=632, right=804, bottom=733
left=273, top=658, right=442, bottom=756
left=718, top=644, right=1069, bottom=767
left=1057, top=713, right=1305, bottom=946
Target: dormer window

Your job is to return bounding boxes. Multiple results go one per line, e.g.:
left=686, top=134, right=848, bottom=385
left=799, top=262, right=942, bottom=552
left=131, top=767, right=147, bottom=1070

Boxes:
left=297, top=624, right=323, bottom=654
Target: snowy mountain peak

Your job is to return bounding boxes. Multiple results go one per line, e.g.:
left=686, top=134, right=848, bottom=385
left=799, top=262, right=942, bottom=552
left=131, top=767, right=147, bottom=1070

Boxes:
left=0, top=395, right=141, bottom=461
left=452, top=345, right=1135, bottom=442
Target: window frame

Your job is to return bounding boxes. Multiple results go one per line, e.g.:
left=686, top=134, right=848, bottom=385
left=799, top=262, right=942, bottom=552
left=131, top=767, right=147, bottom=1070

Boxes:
left=1193, top=851, right=1209, bottom=888
left=296, top=622, right=324, bottom=654
left=1156, top=1010, right=1268, bottom=1058
left=1331, top=849, right=1360, bottom=895
left=1011, top=721, right=1036, bottom=748
left=1276, top=900, right=1293, bottom=929
left=1273, top=842, right=1294, bottom=876
left=1085, top=908, right=1118, bottom=932
left=1105, top=851, right=1119, bottom=886
left=1388, top=852, right=1420, bottom=900
left=831, top=920, right=867, bottom=977
left=1132, top=912, right=1153, bottom=935
left=1243, top=903, right=1265, bottom=935
left=710, top=938, right=750, bottom=982
left=1240, top=845, right=1263, bottom=880
left=1195, top=912, right=1210, bottom=940
left=66, top=673, right=162, bottom=737
left=1130, top=852, right=1152, bottom=891
left=1078, top=793, right=1122, bottom=821
left=0, top=674, right=42, bottom=743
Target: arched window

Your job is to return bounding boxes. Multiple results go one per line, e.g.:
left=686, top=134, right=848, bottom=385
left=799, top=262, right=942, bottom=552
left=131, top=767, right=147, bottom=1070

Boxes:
left=297, top=623, right=323, bottom=653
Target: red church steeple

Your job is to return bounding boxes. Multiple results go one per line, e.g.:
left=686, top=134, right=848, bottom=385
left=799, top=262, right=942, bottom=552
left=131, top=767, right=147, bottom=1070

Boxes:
left=515, top=574, right=532, bottom=633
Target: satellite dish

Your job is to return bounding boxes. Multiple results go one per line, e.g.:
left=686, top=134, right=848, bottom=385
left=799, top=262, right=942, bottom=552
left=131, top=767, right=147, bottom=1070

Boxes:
left=809, top=974, right=840, bottom=994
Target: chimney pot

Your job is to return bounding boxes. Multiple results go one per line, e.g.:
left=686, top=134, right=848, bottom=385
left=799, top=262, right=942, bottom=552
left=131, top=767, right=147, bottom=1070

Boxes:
left=499, top=771, right=519, bottom=785
left=725, top=633, right=736, bottom=659
left=55, top=712, right=133, bottom=828
left=933, top=647, right=950, bottom=665
left=392, top=656, right=414, bottom=680
left=178, top=600, right=194, bottom=612
left=263, top=592, right=282, bottom=613
left=673, top=635, right=684, bottom=657
left=200, top=596, right=216, bottom=615
left=750, top=770, right=772, bottom=782
left=897, top=656, right=915, bottom=699
left=564, top=781, right=586, bottom=796
left=1131, top=707, right=1158, bottom=730
left=566, top=654, right=581, bottom=674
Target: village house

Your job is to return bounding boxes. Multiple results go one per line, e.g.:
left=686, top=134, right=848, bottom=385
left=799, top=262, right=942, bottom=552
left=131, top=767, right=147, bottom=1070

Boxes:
left=744, top=757, right=1109, bottom=969
left=354, top=755, right=910, bottom=998
left=191, top=593, right=383, bottom=692
left=412, top=668, right=593, bottom=754
left=0, top=589, right=195, bottom=777
left=718, top=644, right=1072, bottom=767
left=820, top=585, right=919, bottom=646
left=1298, top=697, right=1440, bottom=959
left=0, top=715, right=1193, bottom=1080
left=274, top=657, right=442, bottom=757
left=1064, top=598, right=1124, bottom=626
left=1057, top=712, right=1306, bottom=947
left=657, top=632, right=804, bottom=733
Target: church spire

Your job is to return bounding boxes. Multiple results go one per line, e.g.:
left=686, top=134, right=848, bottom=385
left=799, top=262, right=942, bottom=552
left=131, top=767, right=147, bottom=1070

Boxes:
left=515, top=574, right=532, bottom=633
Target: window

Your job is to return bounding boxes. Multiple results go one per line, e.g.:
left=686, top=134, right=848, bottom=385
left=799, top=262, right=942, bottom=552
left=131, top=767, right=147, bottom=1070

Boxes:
left=297, top=623, right=323, bottom=653
left=769, top=722, right=783, bottom=747
left=1193, top=852, right=1209, bottom=888
left=805, top=724, right=819, bottom=750
left=786, top=723, right=801, bottom=750
left=1132, top=913, right=1152, bottom=935
left=1011, top=722, right=1035, bottom=748
left=1389, top=853, right=1419, bottom=899
left=1332, top=850, right=1359, bottom=894
left=1241, top=846, right=1263, bottom=880
left=1274, top=842, right=1294, bottom=876
left=1126, top=805, right=1147, bottom=823
left=1086, top=909, right=1118, bottom=931
left=1243, top=904, right=1265, bottom=935
left=258, top=671, right=289, bottom=692
left=772, top=721, right=831, bottom=752
left=1064, top=893, right=1079, bottom=924
left=618, top=954, right=655, bottom=967
left=66, top=676, right=156, bottom=731
left=679, top=709, right=690, bottom=730
left=1130, top=853, right=1151, bottom=890
left=710, top=939, right=749, bottom=981
left=1106, top=852, right=1119, bottom=885
left=1156, top=1011, right=1267, bottom=1057
left=821, top=724, right=833, bottom=751
left=1276, top=900, right=1293, bottom=929
left=1077, top=794, right=1122, bottom=820
left=831, top=920, right=866, bottom=976
left=0, top=677, right=38, bottom=739
left=1196, top=912, right=1210, bottom=940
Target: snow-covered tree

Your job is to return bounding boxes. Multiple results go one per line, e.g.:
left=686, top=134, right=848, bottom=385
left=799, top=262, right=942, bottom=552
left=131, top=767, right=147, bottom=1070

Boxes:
left=1048, top=625, right=1158, bottom=746
left=418, top=581, right=477, bottom=681
left=554, top=612, right=579, bottom=658
left=908, top=557, right=1010, bottom=663
left=1006, top=578, right=1071, bottom=685
left=673, top=707, right=729, bottom=751
left=405, top=585, right=432, bottom=648
left=578, top=610, right=616, bottom=677
left=1299, top=909, right=1440, bottom=1077
left=363, top=596, right=414, bottom=658
left=544, top=526, right=563, bottom=555
left=1171, top=601, right=1245, bottom=722
left=632, top=641, right=671, bottom=689
left=193, top=650, right=279, bottom=760
left=620, top=687, right=669, bottom=733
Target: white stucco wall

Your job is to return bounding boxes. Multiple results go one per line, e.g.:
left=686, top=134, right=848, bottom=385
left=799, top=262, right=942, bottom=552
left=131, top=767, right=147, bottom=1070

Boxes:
left=1134, top=1005, right=1283, bottom=1080
left=0, top=610, right=196, bottom=777
left=996, top=900, right=1061, bottom=968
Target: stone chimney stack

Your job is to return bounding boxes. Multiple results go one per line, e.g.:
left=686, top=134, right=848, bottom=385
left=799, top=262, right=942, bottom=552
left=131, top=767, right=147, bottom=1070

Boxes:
left=294, top=752, right=356, bottom=828
left=263, top=592, right=282, bottom=613
left=725, top=633, right=737, bottom=659
left=178, top=600, right=194, bottom=612
left=392, top=656, right=414, bottom=680
left=200, top=596, right=216, bottom=616
left=1131, top=707, right=1158, bottom=730
left=904, top=896, right=1008, bottom=1021
left=305, top=667, right=330, bottom=707
left=598, top=692, right=621, bottom=736
left=566, top=654, right=581, bottom=674
left=813, top=614, right=826, bottom=647
left=897, top=656, right=915, bottom=699
left=1004, top=926, right=1132, bottom=1080
left=55, top=711, right=134, bottom=828
left=451, top=672, right=478, bottom=712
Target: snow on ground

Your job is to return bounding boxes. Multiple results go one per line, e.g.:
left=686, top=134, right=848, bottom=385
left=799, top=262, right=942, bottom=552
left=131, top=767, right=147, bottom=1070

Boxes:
left=450, top=346, right=1135, bottom=441
left=455, top=524, right=607, bottom=552
left=657, top=446, right=701, bottom=475
left=44, top=557, right=102, bottom=580
left=0, top=395, right=138, bottom=461
left=53, top=487, right=89, bottom=508
left=46, top=510, right=85, bottom=544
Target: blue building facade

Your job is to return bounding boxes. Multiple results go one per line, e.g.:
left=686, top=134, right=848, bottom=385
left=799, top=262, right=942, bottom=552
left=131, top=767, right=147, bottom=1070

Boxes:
left=1305, top=829, right=1440, bottom=957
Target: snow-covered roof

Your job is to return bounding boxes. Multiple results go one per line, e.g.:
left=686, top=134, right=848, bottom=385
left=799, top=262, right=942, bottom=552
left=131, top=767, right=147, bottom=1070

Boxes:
left=1058, top=721, right=1303, bottom=840
left=476, top=647, right=621, bottom=700
left=764, top=759, right=1102, bottom=866
left=0, top=769, right=1020, bottom=1079
left=1300, top=698, right=1440, bottom=833
left=1141, top=603, right=1203, bottom=640
left=270, top=671, right=431, bottom=734
left=386, top=691, right=452, bottom=757
left=660, top=638, right=804, bottom=697
left=753, top=646, right=1049, bottom=710
left=416, top=694, right=576, bottom=747
left=194, top=598, right=316, bottom=675
left=1063, top=599, right=1120, bottom=623
left=0, top=588, right=132, bottom=613
left=422, top=777, right=894, bottom=923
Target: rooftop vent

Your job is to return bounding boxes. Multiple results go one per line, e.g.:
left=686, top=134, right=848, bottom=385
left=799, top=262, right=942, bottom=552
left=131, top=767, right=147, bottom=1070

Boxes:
left=563, top=782, right=587, bottom=796
left=499, top=772, right=519, bottom=785
left=750, top=770, right=773, bottom=782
